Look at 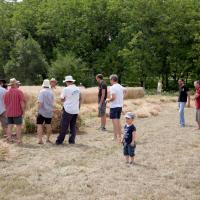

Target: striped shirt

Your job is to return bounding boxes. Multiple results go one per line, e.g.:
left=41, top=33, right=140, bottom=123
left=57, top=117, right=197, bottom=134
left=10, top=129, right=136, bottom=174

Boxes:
left=4, top=88, right=25, bottom=117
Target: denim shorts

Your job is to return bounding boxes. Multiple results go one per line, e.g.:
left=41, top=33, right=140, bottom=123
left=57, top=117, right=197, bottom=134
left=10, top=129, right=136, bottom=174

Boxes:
left=123, top=143, right=136, bottom=157
left=7, top=116, right=23, bottom=125
left=110, top=107, right=122, bottom=119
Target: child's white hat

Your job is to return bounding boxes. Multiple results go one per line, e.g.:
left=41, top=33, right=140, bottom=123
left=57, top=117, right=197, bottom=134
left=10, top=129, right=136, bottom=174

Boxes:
left=125, top=112, right=135, bottom=119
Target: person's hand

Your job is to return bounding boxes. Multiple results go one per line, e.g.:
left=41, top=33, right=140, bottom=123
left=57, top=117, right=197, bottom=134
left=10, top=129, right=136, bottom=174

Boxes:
left=130, top=141, right=136, bottom=147
left=187, top=103, right=191, bottom=108
left=106, top=98, right=110, bottom=103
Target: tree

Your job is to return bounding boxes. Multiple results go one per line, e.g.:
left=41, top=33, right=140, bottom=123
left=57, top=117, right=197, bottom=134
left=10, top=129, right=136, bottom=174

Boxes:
left=4, top=37, right=48, bottom=84
left=49, top=52, right=91, bottom=86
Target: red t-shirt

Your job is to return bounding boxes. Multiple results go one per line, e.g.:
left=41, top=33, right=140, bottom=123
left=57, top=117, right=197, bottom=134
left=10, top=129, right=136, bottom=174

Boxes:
left=4, top=88, right=25, bottom=117
left=195, top=87, right=200, bottom=109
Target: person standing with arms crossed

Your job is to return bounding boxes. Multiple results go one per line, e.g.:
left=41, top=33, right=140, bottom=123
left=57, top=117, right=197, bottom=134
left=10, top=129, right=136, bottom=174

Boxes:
left=178, top=78, right=190, bottom=128
left=106, top=74, right=126, bottom=142
left=96, top=74, right=107, bottom=131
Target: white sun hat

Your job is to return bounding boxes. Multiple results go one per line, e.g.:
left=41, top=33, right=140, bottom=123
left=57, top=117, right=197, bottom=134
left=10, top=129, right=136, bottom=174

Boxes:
left=63, top=75, right=75, bottom=83
left=42, top=79, right=51, bottom=88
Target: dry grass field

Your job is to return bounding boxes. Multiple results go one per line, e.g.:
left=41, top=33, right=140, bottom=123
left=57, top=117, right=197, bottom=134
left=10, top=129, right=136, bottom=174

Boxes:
left=0, top=93, right=200, bottom=200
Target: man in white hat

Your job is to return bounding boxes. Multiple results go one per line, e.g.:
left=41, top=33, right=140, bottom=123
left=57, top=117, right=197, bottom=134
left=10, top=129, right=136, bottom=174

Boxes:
left=36, top=79, right=54, bottom=144
left=56, top=75, right=81, bottom=145
left=4, top=78, right=26, bottom=144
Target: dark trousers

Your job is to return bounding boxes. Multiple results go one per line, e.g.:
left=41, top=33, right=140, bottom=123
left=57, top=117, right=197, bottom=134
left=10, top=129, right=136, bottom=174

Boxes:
left=56, top=109, right=78, bottom=144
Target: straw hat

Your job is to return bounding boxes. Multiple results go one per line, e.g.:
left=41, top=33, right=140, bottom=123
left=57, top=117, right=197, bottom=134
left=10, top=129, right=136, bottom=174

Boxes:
left=42, top=79, right=51, bottom=88
left=16, top=80, right=21, bottom=85
left=63, top=75, right=75, bottom=83
left=8, top=78, right=18, bottom=86
left=50, top=78, right=57, bottom=83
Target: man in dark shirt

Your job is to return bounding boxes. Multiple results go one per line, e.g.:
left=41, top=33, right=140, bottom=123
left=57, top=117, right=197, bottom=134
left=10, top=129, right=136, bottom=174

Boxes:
left=178, top=78, right=190, bottom=127
left=96, top=74, right=107, bottom=131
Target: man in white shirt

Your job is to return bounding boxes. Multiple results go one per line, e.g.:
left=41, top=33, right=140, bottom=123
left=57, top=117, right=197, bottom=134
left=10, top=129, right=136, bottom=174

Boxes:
left=56, top=75, right=81, bottom=145
left=106, top=74, right=126, bottom=142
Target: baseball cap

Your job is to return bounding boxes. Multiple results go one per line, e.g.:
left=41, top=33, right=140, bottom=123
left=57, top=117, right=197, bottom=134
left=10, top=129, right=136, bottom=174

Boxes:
left=125, top=112, right=135, bottom=119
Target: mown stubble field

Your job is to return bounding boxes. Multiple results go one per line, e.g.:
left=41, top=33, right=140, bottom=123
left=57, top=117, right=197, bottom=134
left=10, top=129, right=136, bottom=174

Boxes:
left=0, top=97, right=200, bottom=200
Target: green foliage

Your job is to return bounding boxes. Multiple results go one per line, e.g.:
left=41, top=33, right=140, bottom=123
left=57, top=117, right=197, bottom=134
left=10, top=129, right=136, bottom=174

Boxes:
left=0, top=0, right=200, bottom=89
left=4, top=37, right=48, bottom=84
left=49, top=52, right=91, bottom=86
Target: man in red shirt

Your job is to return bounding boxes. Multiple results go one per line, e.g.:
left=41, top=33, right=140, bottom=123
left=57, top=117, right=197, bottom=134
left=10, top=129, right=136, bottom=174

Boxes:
left=194, top=80, right=200, bottom=129
left=4, top=78, right=26, bottom=144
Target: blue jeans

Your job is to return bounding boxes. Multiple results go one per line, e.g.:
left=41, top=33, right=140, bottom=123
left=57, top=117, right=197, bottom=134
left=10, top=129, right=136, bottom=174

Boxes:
left=178, top=102, right=186, bottom=127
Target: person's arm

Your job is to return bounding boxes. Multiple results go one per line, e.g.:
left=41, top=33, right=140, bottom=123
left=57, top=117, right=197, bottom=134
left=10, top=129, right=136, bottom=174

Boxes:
left=106, top=87, right=116, bottom=102
left=187, top=91, right=190, bottom=107
left=123, top=88, right=127, bottom=99
left=99, top=89, right=106, bottom=105
left=20, top=92, right=26, bottom=115
left=131, top=131, right=136, bottom=146
left=106, top=93, right=116, bottom=103
left=79, top=92, right=82, bottom=109
left=194, top=89, right=200, bottom=99
left=60, top=88, right=66, bottom=103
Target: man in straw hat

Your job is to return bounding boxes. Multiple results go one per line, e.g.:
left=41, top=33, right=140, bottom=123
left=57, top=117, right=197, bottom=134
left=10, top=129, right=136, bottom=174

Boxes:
left=56, top=75, right=81, bottom=145
left=4, top=78, right=26, bottom=144
left=37, top=79, right=54, bottom=144
left=50, top=78, right=57, bottom=89
left=0, top=79, right=7, bottom=137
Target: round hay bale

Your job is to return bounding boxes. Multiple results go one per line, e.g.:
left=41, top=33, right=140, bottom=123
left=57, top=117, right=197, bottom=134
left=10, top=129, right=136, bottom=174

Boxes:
left=125, top=87, right=145, bottom=99
left=149, top=109, right=159, bottom=116
left=152, top=105, right=161, bottom=112
left=24, top=106, right=37, bottom=134
left=136, top=108, right=151, bottom=118
left=132, top=99, right=144, bottom=106
left=81, top=87, right=98, bottom=104
left=0, top=141, right=10, bottom=161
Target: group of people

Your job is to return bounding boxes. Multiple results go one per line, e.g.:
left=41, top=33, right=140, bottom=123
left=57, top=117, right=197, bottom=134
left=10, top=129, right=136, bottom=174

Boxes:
left=3, top=75, right=200, bottom=164
left=0, top=74, right=137, bottom=164
left=178, top=78, right=200, bottom=130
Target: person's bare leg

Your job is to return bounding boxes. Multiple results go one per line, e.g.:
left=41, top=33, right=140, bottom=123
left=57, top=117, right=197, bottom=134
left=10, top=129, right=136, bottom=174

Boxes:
left=2, top=127, right=7, bottom=137
left=6, top=125, right=12, bottom=142
left=116, top=120, right=122, bottom=143
left=112, top=119, right=118, bottom=141
left=46, top=124, right=52, bottom=142
left=101, top=114, right=106, bottom=128
left=198, top=122, right=200, bottom=129
left=130, top=156, right=134, bottom=164
left=37, top=124, right=43, bottom=144
left=125, top=156, right=129, bottom=163
left=16, top=125, right=22, bottom=144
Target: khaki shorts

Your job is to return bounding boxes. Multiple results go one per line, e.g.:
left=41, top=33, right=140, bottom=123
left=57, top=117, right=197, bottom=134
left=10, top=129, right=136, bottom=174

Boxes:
left=0, top=112, right=7, bottom=128
left=196, top=109, right=200, bottom=122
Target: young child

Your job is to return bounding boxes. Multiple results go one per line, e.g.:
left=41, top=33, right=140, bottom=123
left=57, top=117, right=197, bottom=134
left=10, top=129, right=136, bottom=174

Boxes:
left=122, top=112, right=137, bottom=164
